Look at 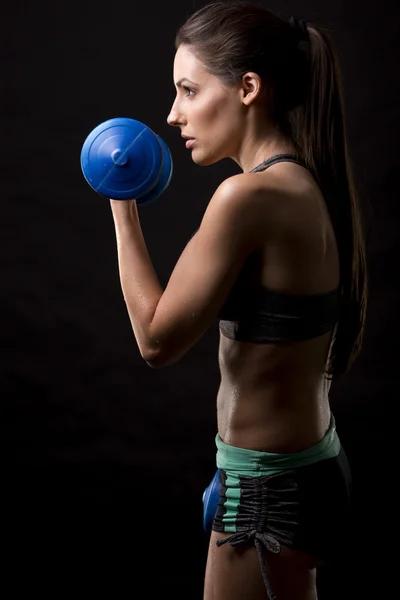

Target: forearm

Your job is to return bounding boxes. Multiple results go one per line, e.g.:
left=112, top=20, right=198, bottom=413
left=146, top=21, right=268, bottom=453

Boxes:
left=111, top=201, right=163, bottom=360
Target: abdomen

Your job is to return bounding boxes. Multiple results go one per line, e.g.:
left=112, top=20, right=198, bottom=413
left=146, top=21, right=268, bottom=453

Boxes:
left=216, top=331, right=333, bottom=452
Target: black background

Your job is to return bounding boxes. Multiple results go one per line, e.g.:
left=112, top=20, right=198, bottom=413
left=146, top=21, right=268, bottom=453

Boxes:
left=2, top=0, right=397, bottom=597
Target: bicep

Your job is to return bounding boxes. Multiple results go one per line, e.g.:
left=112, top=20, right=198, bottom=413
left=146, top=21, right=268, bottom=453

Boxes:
left=146, top=178, right=263, bottom=365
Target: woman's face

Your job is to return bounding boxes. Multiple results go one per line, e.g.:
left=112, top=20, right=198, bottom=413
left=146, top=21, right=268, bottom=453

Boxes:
left=167, top=45, right=246, bottom=166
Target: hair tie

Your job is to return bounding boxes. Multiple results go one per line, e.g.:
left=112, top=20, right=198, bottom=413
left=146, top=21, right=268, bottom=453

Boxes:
left=288, top=16, right=310, bottom=46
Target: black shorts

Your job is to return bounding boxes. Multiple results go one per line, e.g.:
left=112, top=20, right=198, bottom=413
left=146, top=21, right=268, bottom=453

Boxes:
left=211, top=432, right=351, bottom=599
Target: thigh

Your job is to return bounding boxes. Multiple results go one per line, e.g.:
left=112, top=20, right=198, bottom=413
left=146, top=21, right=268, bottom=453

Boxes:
left=204, top=533, right=215, bottom=600
left=204, top=531, right=318, bottom=600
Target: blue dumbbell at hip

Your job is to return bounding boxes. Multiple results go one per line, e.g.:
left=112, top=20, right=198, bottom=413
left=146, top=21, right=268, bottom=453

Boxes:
left=203, top=469, right=222, bottom=533
left=80, top=117, right=173, bottom=204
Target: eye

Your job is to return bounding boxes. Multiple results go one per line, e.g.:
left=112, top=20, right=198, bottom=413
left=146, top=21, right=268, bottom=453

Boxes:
left=183, top=86, right=196, bottom=97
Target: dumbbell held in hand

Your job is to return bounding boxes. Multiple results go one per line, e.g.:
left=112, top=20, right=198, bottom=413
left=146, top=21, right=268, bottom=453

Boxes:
left=80, top=117, right=173, bottom=204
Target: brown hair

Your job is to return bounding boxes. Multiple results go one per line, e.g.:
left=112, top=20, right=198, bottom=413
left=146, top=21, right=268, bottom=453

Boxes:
left=174, top=0, right=368, bottom=379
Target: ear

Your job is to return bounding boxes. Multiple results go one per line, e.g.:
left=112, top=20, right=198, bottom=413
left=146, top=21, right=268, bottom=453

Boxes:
left=240, top=72, right=263, bottom=106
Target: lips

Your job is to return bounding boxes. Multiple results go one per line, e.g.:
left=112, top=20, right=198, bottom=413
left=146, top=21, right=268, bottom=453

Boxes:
left=185, top=138, right=195, bottom=149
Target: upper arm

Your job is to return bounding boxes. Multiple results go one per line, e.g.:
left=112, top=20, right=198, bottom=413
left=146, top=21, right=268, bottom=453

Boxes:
left=145, top=175, right=266, bottom=367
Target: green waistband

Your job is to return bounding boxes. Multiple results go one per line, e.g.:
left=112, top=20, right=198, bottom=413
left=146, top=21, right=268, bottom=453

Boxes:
left=216, top=415, right=340, bottom=475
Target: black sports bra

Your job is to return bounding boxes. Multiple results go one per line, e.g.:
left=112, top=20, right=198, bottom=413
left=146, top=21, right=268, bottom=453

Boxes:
left=218, top=154, right=339, bottom=343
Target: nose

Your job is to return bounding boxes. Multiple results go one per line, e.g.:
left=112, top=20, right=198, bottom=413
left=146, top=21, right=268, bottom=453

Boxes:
left=167, top=99, right=184, bottom=128
left=166, top=112, right=175, bottom=127
left=167, top=110, right=179, bottom=127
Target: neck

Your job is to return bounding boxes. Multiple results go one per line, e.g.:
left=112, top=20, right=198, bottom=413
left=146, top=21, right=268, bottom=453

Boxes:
left=250, top=153, right=298, bottom=173
left=233, top=126, right=296, bottom=173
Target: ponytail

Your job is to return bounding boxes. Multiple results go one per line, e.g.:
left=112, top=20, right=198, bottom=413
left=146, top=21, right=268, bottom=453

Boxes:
left=287, top=23, right=368, bottom=378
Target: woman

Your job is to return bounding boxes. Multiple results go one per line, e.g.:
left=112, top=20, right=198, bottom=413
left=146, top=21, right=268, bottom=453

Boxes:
left=109, top=1, right=367, bottom=598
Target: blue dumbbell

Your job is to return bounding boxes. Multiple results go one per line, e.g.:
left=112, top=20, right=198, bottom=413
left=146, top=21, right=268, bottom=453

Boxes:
left=202, top=469, right=221, bottom=533
left=80, top=117, right=173, bottom=204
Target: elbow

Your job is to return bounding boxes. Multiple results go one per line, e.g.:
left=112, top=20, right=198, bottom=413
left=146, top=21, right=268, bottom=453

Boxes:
left=142, top=349, right=163, bottom=369
left=142, top=346, right=168, bottom=369
left=141, top=335, right=188, bottom=368
left=142, top=347, right=180, bottom=369
left=144, top=356, right=165, bottom=369
left=140, top=336, right=165, bottom=367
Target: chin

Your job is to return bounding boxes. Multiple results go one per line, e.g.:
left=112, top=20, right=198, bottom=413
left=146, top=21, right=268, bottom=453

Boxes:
left=190, top=147, right=223, bottom=167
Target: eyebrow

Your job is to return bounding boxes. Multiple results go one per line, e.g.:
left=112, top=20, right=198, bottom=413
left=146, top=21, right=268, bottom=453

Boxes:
left=175, top=78, right=198, bottom=88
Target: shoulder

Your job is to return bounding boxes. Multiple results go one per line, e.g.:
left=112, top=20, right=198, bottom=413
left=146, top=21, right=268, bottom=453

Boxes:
left=215, top=172, right=294, bottom=205
left=207, top=172, right=299, bottom=231
left=195, top=172, right=296, bottom=255
left=208, top=173, right=277, bottom=215
left=199, top=174, right=268, bottom=248
left=216, top=172, right=330, bottom=256
left=215, top=172, right=267, bottom=198
left=223, top=171, right=324, bottom=227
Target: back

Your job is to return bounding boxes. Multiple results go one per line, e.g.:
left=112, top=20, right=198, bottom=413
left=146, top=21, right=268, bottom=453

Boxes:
left=216, top=159, right=340, bottom=452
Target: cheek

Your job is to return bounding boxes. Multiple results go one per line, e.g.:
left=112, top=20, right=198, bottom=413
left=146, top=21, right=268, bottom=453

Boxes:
left=210, top=99, right=240, bottom=134
left=196, top=94, right=228, bottom=125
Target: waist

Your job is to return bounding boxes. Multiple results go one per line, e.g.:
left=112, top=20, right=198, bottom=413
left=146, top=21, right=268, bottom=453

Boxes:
left=216, top=414, right=340, bottom=475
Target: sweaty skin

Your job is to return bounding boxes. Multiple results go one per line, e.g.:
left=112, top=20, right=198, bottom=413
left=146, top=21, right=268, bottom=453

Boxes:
left=109, top=38, right=343, bottom=599
left=159, top=38, right=344, bottom=600
left=166, top=45, right=339, bottom=453
left=215, top=162, right=337, bottom=453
